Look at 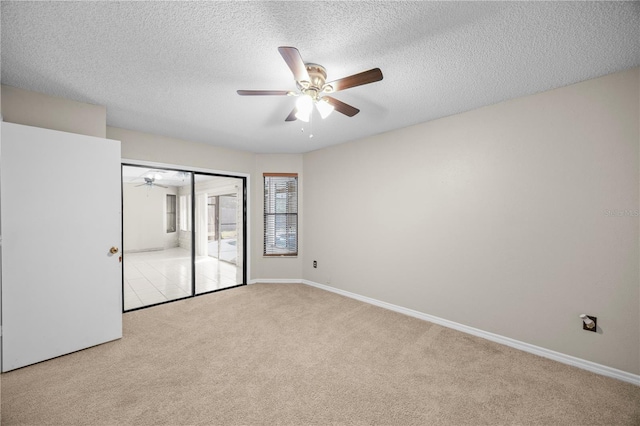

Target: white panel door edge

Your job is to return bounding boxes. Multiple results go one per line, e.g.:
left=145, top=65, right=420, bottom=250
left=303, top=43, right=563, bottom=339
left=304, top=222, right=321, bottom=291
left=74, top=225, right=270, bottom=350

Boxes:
left=1, top=122, right=122, bottom=372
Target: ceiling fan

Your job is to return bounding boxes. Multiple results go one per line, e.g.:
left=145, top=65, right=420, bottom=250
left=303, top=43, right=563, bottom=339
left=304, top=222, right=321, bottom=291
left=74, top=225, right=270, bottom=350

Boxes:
left=237, top=46, right=383, bottom=122
left=135, top=176, right=168, bottom=189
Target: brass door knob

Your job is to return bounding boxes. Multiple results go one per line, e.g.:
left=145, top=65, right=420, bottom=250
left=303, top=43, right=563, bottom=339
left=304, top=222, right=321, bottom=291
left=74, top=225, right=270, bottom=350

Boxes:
left=110, top=246, right=119, bottom=254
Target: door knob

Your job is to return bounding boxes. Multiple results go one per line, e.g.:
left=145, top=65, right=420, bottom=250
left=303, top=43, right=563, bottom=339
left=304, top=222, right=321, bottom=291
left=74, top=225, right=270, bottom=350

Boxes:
left=110, top=246, right=119, bottom=254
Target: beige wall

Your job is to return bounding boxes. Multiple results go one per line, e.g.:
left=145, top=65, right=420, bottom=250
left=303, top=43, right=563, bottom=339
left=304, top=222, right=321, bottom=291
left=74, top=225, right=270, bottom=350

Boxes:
left=303, top=67, right=640, bottom=374
left=1, top=85, right=106, bottom=138
left=108, top=126, right=255, bottom=175
left=252, top=154, right=304, bottom=280
left=4, top=70, right=638, bottom=375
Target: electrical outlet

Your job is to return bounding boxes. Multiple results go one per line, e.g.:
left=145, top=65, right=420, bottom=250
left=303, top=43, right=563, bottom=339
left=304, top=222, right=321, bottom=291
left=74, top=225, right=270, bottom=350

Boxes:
left=313, top=260, right=317, bottom=268
left=582, top=315, right=597, bottom=332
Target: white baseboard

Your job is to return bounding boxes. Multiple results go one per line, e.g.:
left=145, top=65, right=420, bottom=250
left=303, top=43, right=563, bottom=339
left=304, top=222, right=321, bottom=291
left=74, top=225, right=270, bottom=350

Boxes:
left=299, top=279, right=640, bottom=387
left=248, top=278, right=301, bottom=284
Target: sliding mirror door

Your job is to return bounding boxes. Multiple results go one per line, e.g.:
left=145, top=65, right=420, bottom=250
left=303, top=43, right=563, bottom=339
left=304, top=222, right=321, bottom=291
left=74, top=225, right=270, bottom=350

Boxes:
left=122, top=166, right=246, bottom=311
left=122, top=166, right=193, bottom=310
left=194, top=173, right=245, bottom=294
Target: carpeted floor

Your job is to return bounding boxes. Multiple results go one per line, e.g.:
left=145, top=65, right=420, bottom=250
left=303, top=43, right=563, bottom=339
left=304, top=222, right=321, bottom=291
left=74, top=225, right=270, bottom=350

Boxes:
left=1, top=283, right=639, bottom=425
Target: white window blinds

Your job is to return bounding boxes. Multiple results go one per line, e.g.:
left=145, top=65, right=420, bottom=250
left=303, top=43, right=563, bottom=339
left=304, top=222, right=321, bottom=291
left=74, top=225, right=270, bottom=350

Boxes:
left=264, top=173, right=298, bottom=256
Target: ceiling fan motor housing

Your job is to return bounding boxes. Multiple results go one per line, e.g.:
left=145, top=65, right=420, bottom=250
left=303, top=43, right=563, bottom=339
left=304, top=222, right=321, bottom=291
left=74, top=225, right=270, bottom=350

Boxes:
left=298, top=63, right=330, bottom=99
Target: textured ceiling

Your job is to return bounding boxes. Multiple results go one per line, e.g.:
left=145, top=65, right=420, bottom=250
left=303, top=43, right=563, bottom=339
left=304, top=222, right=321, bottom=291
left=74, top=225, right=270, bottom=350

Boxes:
left=1, top=1, right=639, bottom=154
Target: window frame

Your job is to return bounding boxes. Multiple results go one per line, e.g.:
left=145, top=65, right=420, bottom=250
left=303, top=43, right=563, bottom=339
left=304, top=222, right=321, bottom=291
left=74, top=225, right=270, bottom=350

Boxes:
left=263, top=173, right=298, bottom=257
left=166, top=194, right=177, bottom=233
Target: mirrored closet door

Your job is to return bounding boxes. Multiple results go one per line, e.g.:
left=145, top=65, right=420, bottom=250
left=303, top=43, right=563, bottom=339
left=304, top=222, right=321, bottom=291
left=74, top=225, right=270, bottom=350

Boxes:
left=122, top=165, right=245, bottom=311
left=194, top=174, right=245, bottom=294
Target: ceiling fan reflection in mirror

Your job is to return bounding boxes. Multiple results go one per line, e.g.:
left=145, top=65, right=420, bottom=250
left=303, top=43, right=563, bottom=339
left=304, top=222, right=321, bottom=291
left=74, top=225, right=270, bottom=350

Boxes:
left=237, top=46, right=383, bottom=122
left=136, top=176, right=168, bottom=189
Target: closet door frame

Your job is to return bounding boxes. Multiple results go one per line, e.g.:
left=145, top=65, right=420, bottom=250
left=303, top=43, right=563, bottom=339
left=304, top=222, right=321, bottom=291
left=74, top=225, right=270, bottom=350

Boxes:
left=121, top=160, right=249, bottom=312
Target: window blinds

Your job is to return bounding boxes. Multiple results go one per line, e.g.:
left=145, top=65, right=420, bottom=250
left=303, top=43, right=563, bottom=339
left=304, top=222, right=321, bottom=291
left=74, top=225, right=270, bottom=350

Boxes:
left=264, top=173, right=298, bottom=256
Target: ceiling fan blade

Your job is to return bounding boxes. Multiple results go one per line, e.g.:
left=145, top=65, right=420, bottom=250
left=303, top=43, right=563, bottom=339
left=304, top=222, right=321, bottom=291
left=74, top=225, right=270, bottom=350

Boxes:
left=237, top=90, right=290, bottom=96
left=323, top=96, right=360, bottom=117
left=285, top=108, right=297, bottom=122
left=155, top=184, right=169, bottom=188
left=278, top=46, right=310, bottom=82
left=325, top=68, right=383, bottom=92
left=134, top=183, right=146, bottom=187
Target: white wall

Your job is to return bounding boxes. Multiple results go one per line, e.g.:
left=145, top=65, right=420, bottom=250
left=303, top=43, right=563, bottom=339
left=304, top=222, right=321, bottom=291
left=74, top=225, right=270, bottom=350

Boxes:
left=122, top=183, right=179, bottom=252
left=303, top=67, right=640, bottom=375
left=177, top=185, right=192, bottom=251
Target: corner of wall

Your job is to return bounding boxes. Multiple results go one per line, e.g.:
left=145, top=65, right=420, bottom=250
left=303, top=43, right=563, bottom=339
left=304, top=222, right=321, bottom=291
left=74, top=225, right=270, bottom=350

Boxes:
left=1, top=85, right=106, bottom=138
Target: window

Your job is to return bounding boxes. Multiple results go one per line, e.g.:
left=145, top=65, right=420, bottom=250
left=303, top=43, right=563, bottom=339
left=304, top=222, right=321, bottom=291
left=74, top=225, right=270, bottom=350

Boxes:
left=166, top=194, right=176, bottom=233
left=264, top=173, right=298, bottom=256
left=179, top=194, right=191, bottom=231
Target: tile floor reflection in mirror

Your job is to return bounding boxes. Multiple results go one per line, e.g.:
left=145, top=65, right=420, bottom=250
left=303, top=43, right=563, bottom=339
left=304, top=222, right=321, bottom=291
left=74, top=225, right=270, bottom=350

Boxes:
left=123, top=247, right=238, bottom=311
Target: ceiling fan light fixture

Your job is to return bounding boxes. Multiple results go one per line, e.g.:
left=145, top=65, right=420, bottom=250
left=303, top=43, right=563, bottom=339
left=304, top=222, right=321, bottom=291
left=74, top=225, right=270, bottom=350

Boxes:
left=316, top=98, right=334, bottom=119
left=237, top=47, right=383, bottom=122
left=295, top=94, right=313, bottom=122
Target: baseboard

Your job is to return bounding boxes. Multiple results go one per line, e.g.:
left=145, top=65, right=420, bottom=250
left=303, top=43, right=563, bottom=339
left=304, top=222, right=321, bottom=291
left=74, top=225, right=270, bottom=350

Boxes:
left=248, top=278, right=301, bottom=284
left=123, top=247, right=164, bottom=254
left=300, top=279, right=640, bottom=387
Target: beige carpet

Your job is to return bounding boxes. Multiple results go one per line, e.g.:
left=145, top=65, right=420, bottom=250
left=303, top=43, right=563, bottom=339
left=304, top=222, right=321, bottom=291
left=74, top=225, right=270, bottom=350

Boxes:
left=1, top=283, right=639, bottom=425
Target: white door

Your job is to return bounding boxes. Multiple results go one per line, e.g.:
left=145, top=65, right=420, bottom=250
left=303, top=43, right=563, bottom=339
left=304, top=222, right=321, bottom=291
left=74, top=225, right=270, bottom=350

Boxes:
left=1, top=122, right=122, bottom=372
